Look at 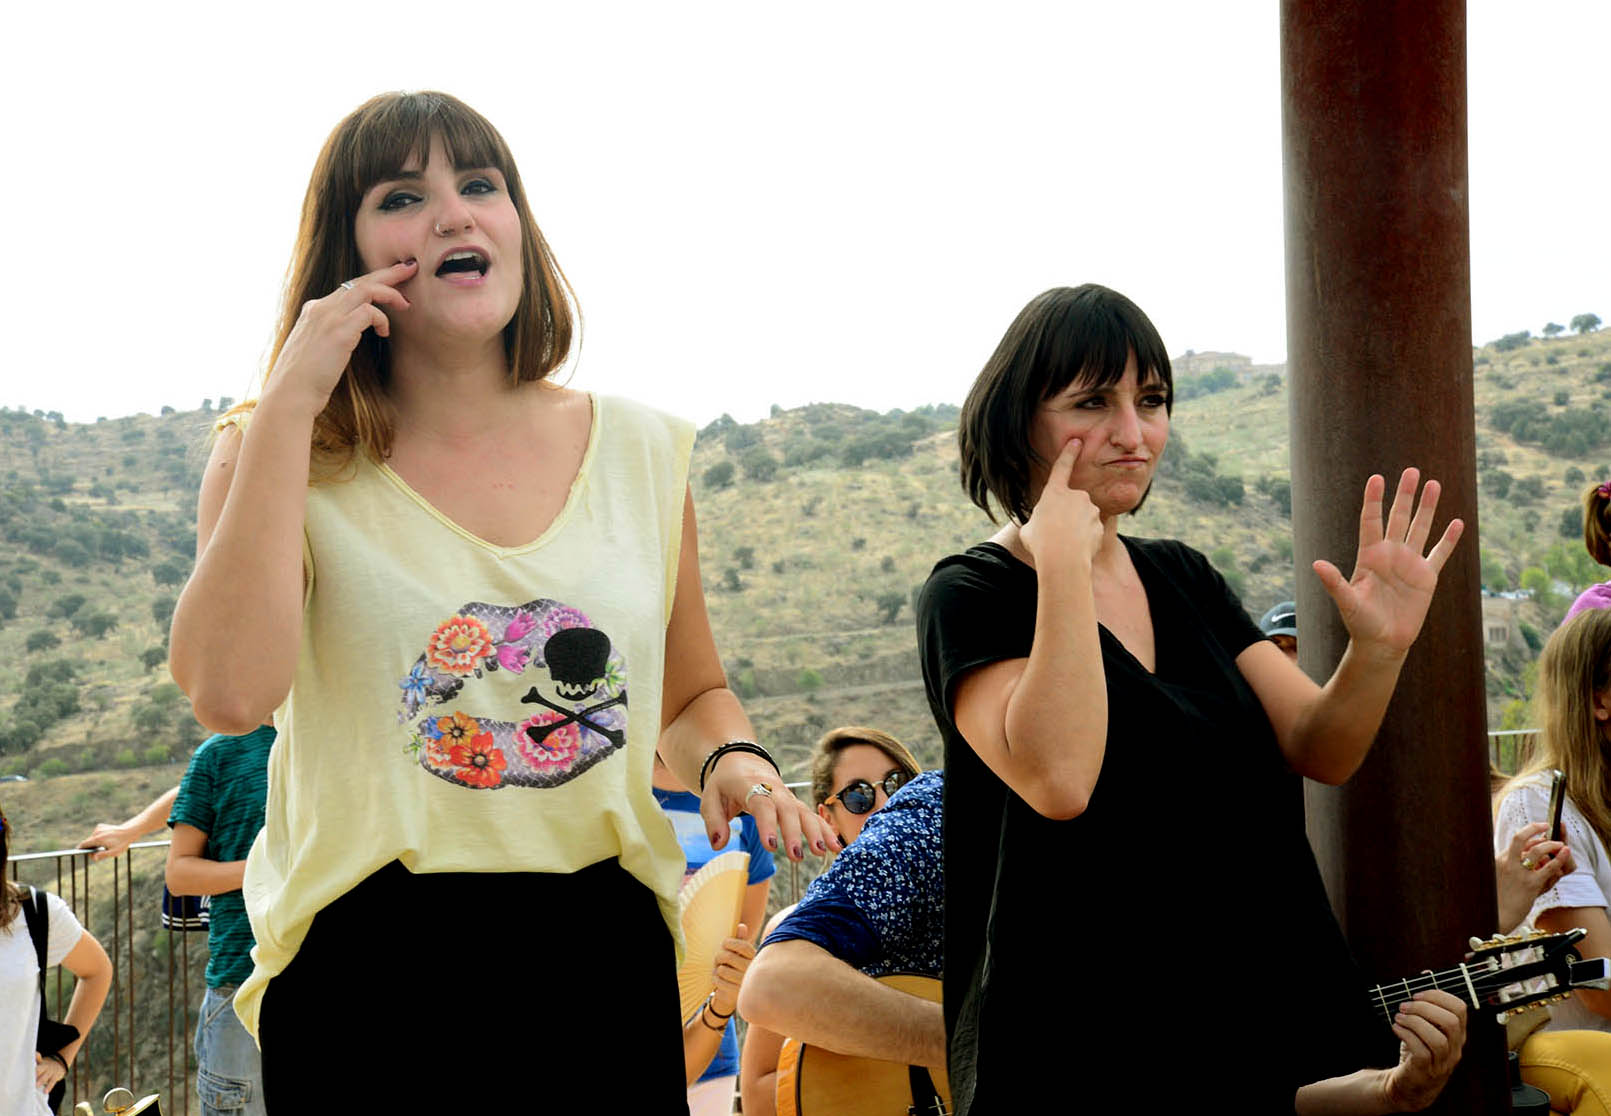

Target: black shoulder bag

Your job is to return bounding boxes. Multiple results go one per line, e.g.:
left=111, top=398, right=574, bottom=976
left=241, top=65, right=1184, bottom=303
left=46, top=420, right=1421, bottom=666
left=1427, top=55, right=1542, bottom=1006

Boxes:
left=21, top=886, right=81, bottom=1115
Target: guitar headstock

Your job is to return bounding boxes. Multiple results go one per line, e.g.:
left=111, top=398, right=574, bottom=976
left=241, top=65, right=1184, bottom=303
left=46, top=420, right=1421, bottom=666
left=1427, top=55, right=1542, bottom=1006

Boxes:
left=1371, top=928, right=1609, bottom=1025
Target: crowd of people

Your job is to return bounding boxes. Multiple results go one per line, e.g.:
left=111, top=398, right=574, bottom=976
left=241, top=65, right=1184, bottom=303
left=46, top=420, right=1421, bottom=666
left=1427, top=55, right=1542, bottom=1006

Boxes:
left=6, top=88, right=1611, bottom=1115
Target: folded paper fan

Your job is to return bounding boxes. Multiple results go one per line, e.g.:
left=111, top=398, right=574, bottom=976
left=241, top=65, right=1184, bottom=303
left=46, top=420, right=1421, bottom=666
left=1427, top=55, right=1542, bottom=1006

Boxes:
left=676, top=849, right=750, bottom=1019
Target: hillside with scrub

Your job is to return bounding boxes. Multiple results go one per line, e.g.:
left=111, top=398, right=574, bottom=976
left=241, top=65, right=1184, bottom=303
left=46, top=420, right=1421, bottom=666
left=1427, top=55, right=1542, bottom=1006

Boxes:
left=2, top=320, right=1610, bottom=848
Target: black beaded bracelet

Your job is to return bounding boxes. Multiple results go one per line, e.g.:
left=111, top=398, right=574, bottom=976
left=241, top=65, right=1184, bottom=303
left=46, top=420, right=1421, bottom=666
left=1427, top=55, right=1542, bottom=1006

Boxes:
left=697, top=740, right=780, bottom=791
left=698, top=1008, right=726, bottom=1032
left=704, top=993, right=734, bottom=1021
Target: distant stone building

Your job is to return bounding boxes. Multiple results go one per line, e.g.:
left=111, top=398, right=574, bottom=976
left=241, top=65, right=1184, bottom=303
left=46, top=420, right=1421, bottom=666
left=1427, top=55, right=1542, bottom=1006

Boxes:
left=1480, top=595, right=1527, bottom=651
left=1173, top=350, right=1254, bottom=378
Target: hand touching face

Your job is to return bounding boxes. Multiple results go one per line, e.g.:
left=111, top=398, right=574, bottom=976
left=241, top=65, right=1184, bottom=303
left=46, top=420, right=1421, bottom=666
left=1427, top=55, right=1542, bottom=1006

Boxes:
left=1027, top=353, right=1169, bottom=519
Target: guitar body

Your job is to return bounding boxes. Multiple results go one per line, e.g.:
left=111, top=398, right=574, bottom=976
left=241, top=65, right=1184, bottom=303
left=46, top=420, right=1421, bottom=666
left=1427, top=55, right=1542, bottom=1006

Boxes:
left=777, top=973, right=950, bottom=1116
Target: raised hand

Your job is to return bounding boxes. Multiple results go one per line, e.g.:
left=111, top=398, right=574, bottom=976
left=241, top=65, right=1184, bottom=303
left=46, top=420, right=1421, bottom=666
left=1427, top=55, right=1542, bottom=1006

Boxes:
left=1312, top=469, right=1464, bottom=658
left=264, top=260, right=417, bottom=415
left=1020, top=439, right=1104, bottom=571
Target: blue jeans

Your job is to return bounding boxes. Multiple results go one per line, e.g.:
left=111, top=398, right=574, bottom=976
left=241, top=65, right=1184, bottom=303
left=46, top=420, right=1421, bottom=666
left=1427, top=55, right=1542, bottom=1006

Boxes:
left=195, top=985, right=266, bottom=1116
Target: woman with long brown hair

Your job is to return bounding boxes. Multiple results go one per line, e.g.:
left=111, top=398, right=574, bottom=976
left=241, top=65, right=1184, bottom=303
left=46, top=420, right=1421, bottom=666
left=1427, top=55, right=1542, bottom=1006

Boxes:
left=1496, top=608, right=1611, bottom=1033
left=168, top=91, right=829, bottom=1110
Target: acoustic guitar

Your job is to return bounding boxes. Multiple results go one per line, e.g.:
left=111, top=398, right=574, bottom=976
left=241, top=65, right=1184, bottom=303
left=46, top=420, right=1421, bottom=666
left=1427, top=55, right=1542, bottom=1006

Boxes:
left=776, top=973, right=947, bottom=1116
left=773, top=931, right=1609, bottom=1116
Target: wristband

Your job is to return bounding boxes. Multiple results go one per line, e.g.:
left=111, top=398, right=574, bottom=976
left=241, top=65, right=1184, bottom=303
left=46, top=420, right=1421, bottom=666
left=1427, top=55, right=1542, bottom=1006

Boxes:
left=704, top=992, right=734, bottom=1021
left=45, top=1051, right=68, bottom=1071
left=698, top=741, right=780, bottom=791
left=698, top=1004, right=727, bottom=1032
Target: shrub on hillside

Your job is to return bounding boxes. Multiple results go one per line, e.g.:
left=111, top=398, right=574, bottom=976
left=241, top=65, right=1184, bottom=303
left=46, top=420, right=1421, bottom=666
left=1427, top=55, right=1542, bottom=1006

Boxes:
left=702, top=462, right=735, bottom=490
left=70, top=610, right=118, bottom=638
left=24, top=630, right=60, bottom=653
left=740, top=447, right=779, bottom=482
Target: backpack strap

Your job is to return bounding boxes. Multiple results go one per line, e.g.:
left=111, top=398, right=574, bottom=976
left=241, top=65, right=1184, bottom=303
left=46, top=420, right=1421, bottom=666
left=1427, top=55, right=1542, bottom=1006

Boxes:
left=21, top=885, right=49, bottom=1005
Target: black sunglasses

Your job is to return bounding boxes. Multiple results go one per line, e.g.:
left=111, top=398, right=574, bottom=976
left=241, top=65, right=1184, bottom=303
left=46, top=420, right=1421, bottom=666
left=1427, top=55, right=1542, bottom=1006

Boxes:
left=826, top=769, right=912, bottom=815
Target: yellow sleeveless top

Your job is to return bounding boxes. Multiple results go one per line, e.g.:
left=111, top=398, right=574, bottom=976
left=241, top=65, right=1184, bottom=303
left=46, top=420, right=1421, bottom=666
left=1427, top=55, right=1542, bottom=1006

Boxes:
left=236, top=394, right=694, bottom=1034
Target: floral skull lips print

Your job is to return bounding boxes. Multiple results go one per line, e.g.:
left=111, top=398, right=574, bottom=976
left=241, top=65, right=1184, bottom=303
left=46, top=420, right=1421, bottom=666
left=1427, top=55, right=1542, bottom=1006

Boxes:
left=397, top=598, right=627, bottom=790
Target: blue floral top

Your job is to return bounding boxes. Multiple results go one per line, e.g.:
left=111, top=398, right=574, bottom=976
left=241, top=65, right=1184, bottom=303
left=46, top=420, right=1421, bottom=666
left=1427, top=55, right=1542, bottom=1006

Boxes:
left=763, top=771, right=944, bottom=977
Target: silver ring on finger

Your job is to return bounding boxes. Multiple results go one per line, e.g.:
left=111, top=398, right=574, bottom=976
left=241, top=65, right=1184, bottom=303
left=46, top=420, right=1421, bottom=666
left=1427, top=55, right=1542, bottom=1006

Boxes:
left=339, top=280, right=356, bottom=291
left=744, top=782, right=774, bottom=806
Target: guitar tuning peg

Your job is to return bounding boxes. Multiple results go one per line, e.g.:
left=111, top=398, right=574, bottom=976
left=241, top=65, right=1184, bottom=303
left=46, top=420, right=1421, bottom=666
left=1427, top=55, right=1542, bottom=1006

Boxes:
left=1470, top=936, right=1488, bottom=950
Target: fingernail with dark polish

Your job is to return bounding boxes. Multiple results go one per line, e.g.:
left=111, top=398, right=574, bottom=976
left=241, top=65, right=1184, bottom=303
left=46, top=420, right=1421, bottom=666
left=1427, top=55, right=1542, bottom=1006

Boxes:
left=766, top=834, right=778, bottom=850
left=790, top=841, right=802, bottom=859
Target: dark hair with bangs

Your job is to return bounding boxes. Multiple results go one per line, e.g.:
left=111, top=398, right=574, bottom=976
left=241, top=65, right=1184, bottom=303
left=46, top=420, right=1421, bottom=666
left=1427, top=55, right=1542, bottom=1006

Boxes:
left=250, top=91, right=575, bottom=475
left=958, top=284, right=1172, bottom=524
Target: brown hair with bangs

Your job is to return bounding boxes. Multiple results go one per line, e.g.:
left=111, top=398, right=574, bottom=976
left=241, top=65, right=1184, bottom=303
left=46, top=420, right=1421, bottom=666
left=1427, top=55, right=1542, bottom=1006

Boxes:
left=1501, top=608, right=1611, bottom=854
left=809, top=726, right=921, bottom=808
left=958, top=284, right=1172, bottom=524
left=235, top=91, right=575, bottom=475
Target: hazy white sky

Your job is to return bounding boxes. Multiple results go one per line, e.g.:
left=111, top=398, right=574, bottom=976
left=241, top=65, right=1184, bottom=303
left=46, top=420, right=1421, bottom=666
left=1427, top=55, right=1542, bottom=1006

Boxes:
left=3, top=1, right=1605, bottom=426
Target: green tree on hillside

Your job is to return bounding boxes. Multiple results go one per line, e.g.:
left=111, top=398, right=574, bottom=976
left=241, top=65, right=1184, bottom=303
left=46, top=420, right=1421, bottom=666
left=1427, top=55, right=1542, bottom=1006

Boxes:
left=1571, top=313, right=1601, bottom=335
left=740, top=447, right=779, bottom=483
left=1543, top=322, right=1565, bottom=338
left=702, top=462, right=735, bottom=490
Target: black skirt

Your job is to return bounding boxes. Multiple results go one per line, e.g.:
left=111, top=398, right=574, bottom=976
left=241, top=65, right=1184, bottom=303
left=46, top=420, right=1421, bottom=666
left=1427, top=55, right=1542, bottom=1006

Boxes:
left=259, top=857, right=689, bottom=1114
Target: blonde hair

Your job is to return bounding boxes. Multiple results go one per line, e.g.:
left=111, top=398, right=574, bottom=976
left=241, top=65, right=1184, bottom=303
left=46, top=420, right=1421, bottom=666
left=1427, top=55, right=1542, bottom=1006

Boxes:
left=809, top=726, right=920, bottom=807
left=230, top=91, right=575, bottom=478
left=1501, top=608, right=1611, bottom=852
left=1583, top=481, right=1611, bottom=566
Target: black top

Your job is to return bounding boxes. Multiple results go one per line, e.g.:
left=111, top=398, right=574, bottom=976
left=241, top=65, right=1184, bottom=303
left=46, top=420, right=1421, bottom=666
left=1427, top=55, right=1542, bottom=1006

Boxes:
left=916, top=537, right=1388, bottom=1113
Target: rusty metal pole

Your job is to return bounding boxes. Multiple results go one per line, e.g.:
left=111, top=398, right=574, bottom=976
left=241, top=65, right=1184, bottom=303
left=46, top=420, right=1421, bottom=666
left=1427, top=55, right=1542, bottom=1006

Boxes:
left=1282, top=1, right=1505, bottom=1110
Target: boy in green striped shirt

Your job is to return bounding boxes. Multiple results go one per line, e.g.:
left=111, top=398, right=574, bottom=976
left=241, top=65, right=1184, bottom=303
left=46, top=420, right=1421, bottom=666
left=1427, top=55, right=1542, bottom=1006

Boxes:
left=167, top=725, right=275, bottom=1116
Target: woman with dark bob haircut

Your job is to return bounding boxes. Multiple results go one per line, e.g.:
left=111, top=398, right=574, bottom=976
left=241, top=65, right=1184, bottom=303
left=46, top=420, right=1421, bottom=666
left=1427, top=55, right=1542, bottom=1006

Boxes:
left=917, top=284, right=1470, bottom=1113
left=168, top=91, right=831, bottom=1109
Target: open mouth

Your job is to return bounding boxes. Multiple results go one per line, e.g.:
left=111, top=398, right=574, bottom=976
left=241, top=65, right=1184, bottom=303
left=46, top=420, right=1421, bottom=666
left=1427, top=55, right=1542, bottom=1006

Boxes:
left=435, top=250, right=489, bottom=278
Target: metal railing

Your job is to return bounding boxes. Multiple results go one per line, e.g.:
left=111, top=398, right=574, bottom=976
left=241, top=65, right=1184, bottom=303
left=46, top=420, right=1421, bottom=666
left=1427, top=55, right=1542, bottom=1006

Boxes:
left=6, top=735, right=1536, bottom=1112
left=8, top=840, right=198, bottom=1115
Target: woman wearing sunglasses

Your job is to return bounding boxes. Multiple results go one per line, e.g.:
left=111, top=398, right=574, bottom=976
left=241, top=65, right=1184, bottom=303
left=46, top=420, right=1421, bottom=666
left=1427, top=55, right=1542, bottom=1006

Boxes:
left=811, top=727, right=922, bottom=848
left=739, top=726, right=922, bottom=1116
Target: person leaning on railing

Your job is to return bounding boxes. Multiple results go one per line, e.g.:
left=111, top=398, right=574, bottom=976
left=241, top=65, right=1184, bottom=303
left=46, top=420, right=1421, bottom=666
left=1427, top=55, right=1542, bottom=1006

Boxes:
left=1, top=803, right=113, bottom=1116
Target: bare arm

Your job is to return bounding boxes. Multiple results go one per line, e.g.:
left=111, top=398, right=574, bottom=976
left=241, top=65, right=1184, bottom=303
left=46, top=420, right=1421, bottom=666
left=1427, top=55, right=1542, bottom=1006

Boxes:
left=739, top=906, right=794, bottom=1116
left=740, top=1020, right=786, bottom=1116
left=1294, top=991, right=1466, bottom=1114
left=55, top=930, right=112, bottom=1068
left=1237, top=639, right=1406, bottom=785
left=77, top=785, right=179, bottom=861
left=1240, top=471, right=1463, bottom=785
left=164, top=823, right=246, bottom=897
left=1536, top=905, right=1611, bottom=1020
left=682, top=928, right=755, bottom=1085
left=951, top=440, right=1108, bottom=820
left=168, top=406, right=311, bottom=733
left=169, top=262, right=416, bottom=734
left=740, top=879, right=770, bottom=946
left=657, top=488, right=830, bottom=860
left=738, top=939, right=946, bottom=1068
